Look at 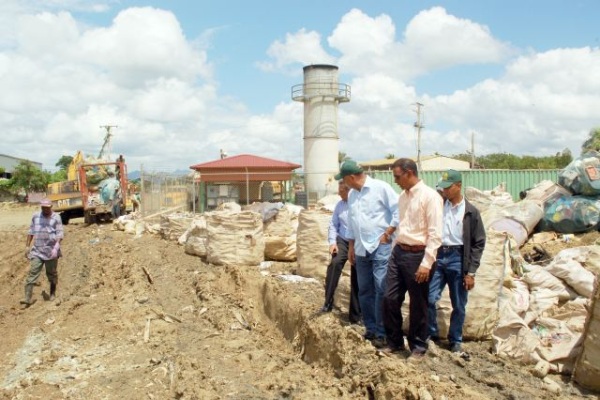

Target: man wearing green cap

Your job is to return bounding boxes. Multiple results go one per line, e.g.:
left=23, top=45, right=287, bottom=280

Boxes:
left=428, top=169, right=486, bottom=354
left=335, top=159, right=399, bottom=347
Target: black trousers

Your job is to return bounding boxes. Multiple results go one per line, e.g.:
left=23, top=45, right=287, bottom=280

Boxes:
left=324, top=236, right=361, bottom=322
left=382, top=245, right=429, bottom=352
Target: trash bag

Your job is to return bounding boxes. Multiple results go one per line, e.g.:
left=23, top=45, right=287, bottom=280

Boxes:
left=538, top=195, right=600, bottom=233
left=558, top=152, right=600, bottom=196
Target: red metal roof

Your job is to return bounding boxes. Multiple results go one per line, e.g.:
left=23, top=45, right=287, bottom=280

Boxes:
left=190, top=154, right=301, bottom=170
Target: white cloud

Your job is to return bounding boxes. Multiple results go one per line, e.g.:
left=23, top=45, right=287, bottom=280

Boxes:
left=257, top=28, right=336, bottom=74
left=403, top=7, right=514, bottom=70
left=2, top=3, right=599, bottom=177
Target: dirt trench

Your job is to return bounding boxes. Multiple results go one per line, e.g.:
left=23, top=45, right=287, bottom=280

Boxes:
left=0, top=204, right=597, bottom=399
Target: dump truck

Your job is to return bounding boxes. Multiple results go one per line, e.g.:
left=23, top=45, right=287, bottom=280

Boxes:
left=47, top=152, right=129, bottom=224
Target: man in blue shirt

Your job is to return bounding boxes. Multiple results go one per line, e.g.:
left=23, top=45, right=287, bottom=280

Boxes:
left=336, top=160, right=399, bottom=346
left=321, top=181, right=361, bottom=324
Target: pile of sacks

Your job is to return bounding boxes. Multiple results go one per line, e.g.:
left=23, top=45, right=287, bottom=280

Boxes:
left=461, top=183, right=600, bottom=388
left=164, top=202, right=304, bottom=266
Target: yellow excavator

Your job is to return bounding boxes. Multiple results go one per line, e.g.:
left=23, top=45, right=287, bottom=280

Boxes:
left=47, top=128, right=129, bottom=224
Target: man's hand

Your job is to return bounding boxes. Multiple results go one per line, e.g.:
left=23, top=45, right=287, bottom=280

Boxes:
left=329, top=244, right=338, bottom=256
left=379, top=232, right=391, bottom=244
left=415, top=266, right=430, bottom=284
left=24, top=248, right=30, bottom=259
left=50, top=242, right=60, bottom=259
left=464, top=275, right=475, bottom=291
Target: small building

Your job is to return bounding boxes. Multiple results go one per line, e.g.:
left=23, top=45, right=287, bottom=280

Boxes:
left=0, top=154, right=43, bottom=178
left=190, top=154, right=301, bottom=211
left=359, top=155, right=470, bottom=172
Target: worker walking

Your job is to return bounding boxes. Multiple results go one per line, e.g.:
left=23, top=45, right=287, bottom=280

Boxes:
left=21, top=199, right=64, bottom=307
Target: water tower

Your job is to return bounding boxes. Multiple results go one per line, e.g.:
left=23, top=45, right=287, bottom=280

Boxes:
left=292, top=65, right=350, bottom=200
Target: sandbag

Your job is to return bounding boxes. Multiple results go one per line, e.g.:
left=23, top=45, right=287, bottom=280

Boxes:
left=161, top=213, right=194, bottom=241
left=206, top=211, right=264, bottom=266
left=521, top=264, right=574, bottom=301
left=296, top=209, right=331, bottom=280
left=524, top=180, right=571, bottom=207
left=545, top=248, right=597, bottom=298
left=264, top=206, right=295, bottom=237
left=465, top=185, right=514, bottom=213
left=185, top=236, right=208, bottom=257
left=244, top=202, right=284, bottom=222
left=573, top=270, right=600, bottom=390
left=181, top=216, right=208, bottom=257
left=265, top=235, right=296, bottom=261
left=431, top=230, right=511, bottom=340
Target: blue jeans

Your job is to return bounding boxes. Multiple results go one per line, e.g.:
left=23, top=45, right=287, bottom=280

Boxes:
left=355, top=243, right=391, bottom=338
left=428, top=247, right=468, bottom=344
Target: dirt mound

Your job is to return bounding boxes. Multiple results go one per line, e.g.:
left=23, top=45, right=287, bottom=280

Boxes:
left=0, top=209, right=596, bottom=399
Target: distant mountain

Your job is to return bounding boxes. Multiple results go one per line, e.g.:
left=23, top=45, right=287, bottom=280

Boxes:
left=127, top=169, right=191, bottom=181
left=128, top=170, right=141, bottom=180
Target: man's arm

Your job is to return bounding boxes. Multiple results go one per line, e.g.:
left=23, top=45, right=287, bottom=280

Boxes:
left=468, top=206, right=486, bottom=274
left=421, top=192, right=443, bottom=270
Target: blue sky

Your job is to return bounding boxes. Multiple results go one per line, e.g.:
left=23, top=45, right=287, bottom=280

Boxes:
left=2, top=0, right=599, bottom=172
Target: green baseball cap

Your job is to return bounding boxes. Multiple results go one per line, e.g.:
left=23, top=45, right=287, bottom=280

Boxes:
left=438, top=169, right=462, bottom=189
left=334, top=159, right=363, bottom=180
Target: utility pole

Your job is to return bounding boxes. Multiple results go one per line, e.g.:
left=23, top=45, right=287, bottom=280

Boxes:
left=413, top=102, right=424, bottom=171
left=471, top=132, right=476, bottom=168
left=98, top=124, right=118, bottom=160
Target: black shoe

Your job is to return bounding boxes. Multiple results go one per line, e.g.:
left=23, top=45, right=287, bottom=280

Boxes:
left=371, top=336, right=387, bottom=349
left=19, top=299, right=37, bottom=307
left=429, top=335, right=441, bottom=344
left=319, top=305, right=332, bottom=313
left=407, top=349, right=426, bottom=362
left=381, top=344, right=406, bottom=354
left=364, top=331, right=377, bottom=341
left=449, top=342, right=462, bottom=353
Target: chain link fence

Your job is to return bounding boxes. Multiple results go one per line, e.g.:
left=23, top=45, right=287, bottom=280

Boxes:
left=137, top=171, right=195, bottom=219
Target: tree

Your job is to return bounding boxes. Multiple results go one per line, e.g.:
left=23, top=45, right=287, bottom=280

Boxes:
left=385, top=153, right=395, bottom=159
left=50, top=170, right=67, bottom=183
left=338, top=151, right=350, bottom=163
left=55, top=155, right=74, bottom=171
left=10, top=160, right=49, bottom=196
left=581, top=127, right=600, bottom=154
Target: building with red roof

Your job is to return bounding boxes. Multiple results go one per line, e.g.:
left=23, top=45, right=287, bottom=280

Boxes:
left=189, top=154, right=301, bottom=211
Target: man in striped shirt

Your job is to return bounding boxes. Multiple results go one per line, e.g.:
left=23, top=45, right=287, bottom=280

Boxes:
left=21, top=199, right=64, bottom=307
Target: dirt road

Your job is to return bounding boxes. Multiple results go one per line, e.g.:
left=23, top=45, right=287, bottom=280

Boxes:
left=0, top=203, right=597, bottom=399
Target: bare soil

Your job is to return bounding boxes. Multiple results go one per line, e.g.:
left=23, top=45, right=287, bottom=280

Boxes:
left=0, top=203, right=598, bottom=399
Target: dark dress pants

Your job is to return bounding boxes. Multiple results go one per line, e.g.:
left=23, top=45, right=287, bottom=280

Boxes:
left=383, top=245, right=430, bottom=352
left=324, top=236, right=361, bottom=322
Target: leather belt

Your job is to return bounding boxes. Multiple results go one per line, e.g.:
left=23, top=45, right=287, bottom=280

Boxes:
left=398, top=243, right=426, bottom=253
left=439, top=245, right=463, bottom=251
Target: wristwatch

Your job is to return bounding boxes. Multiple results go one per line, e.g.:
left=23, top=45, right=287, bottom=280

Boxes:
left=467, top=272, right=476, bottom=277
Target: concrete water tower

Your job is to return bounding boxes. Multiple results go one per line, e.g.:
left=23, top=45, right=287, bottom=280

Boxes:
left=292, top=64, right=350, bottom=199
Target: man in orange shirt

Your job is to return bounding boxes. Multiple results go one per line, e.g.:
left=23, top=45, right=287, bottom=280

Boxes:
left=382, top=158, right=443, bottom=358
